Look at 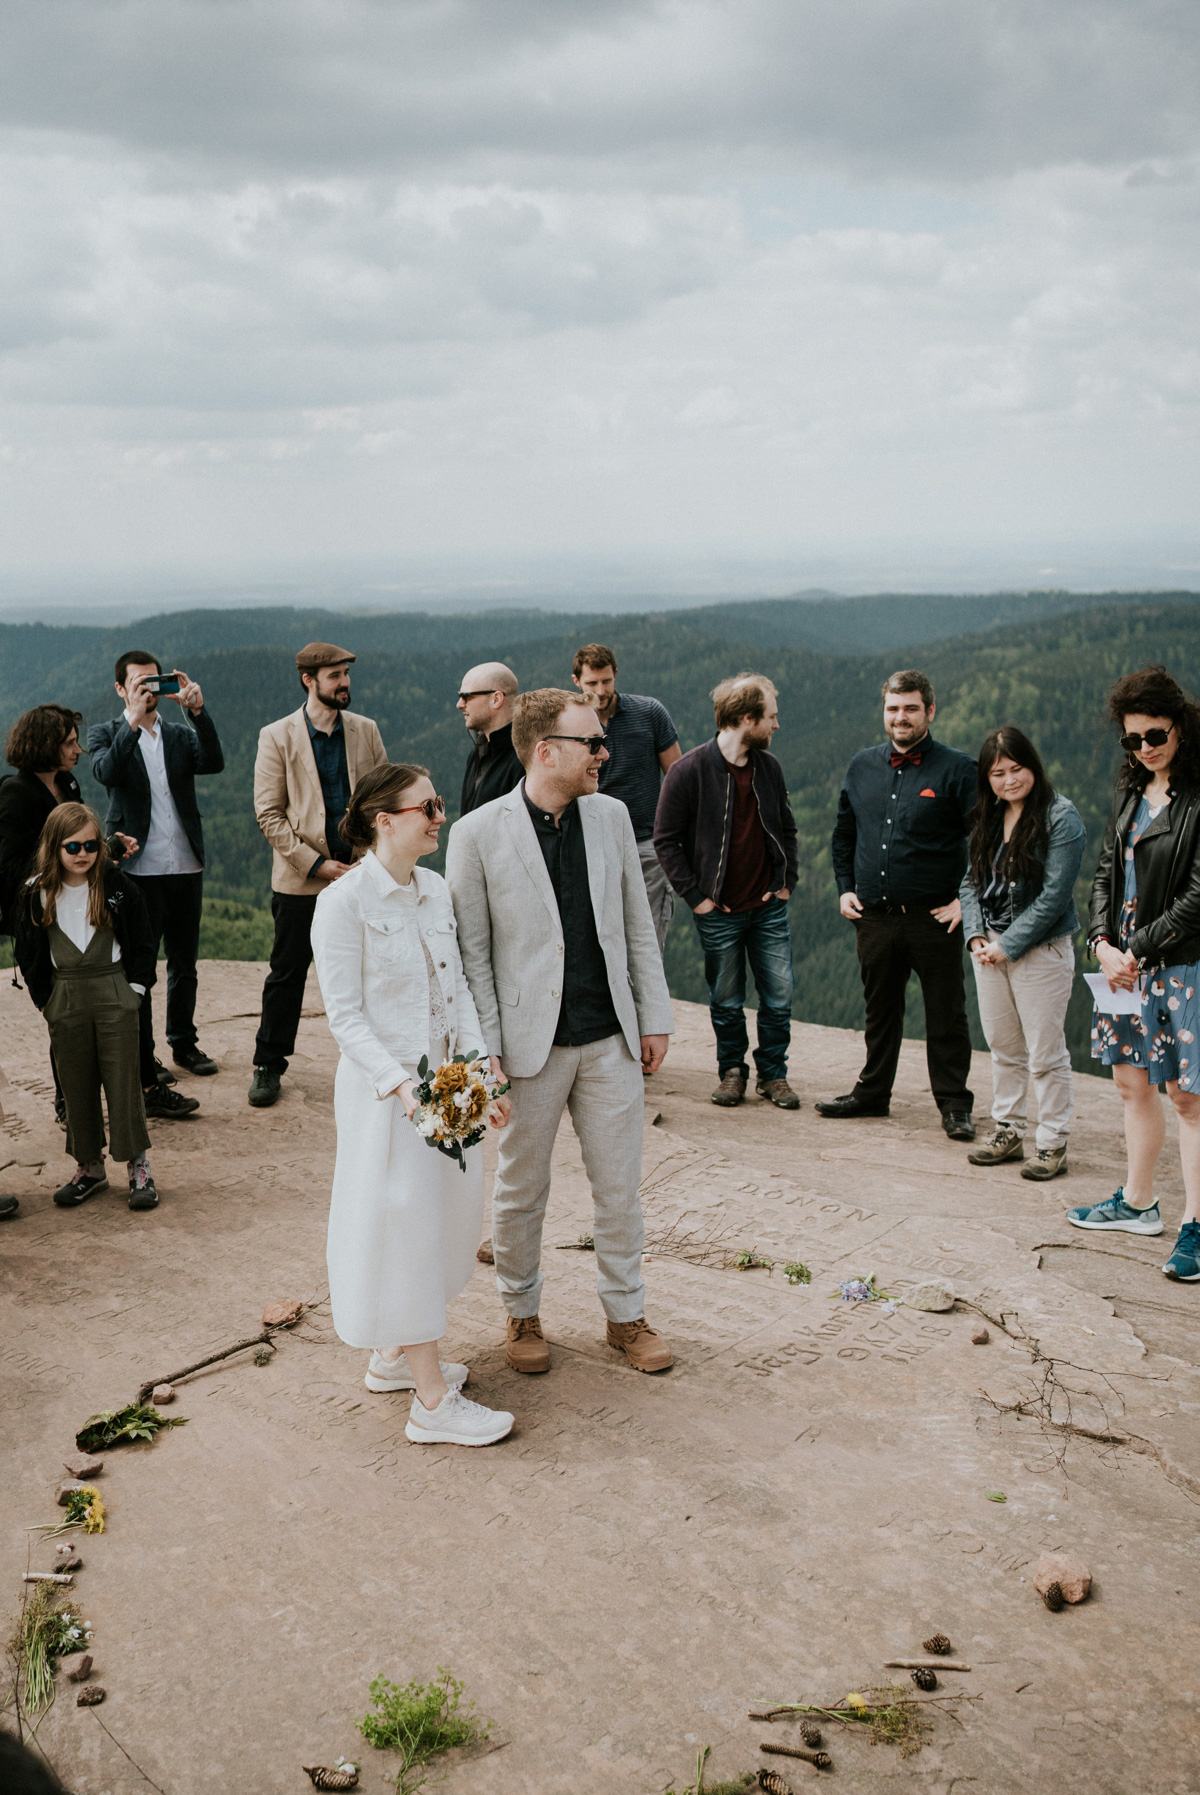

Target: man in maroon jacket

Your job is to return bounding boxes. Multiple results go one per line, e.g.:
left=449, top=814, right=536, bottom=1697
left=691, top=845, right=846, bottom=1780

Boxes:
left=653, top=673, right=800, bottom=1108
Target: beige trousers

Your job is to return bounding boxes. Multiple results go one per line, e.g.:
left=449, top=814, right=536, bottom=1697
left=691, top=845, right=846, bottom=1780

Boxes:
left=972, top=932, right=1075, bottom=1150
left=492, top=1032, right=647, bottom=1322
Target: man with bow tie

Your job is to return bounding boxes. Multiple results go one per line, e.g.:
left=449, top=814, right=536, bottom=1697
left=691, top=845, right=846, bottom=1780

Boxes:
left=818, top=670, right=978, bottom=1137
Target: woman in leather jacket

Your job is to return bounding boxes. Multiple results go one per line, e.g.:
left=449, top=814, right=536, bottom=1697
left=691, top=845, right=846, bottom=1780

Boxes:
left=1067, top=666, right=1200, bottom=1284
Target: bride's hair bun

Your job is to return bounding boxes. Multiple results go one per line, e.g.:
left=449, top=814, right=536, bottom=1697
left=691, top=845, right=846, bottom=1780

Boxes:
left=340, top=762, right=430, bottom=851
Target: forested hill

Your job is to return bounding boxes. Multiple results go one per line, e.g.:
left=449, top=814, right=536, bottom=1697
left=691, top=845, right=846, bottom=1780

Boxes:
left=4, top=590, right=1199, bottom=1073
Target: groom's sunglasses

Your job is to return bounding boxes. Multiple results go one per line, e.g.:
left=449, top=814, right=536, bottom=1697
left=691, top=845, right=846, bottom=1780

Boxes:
left=1120, top=727, right=1173, bottom=751
left=543, top=733, right=608, bottom=754
left=63, top=839, right=101, bottom=855
left=395, top=797, right=447, bottom=821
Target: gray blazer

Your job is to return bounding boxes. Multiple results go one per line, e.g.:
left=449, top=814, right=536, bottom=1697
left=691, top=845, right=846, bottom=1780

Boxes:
left=445, top=782, right=674, bottom=1079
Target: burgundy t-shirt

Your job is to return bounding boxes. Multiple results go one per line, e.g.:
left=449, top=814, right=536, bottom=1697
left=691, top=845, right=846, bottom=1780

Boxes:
left=718, top=760, right=773, bottom=912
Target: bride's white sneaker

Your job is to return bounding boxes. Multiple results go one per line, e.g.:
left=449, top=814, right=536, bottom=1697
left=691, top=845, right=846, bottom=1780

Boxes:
left=365, top=1352, right=469, bottom=1393
left=405, top=1386, right=514, bottom=1446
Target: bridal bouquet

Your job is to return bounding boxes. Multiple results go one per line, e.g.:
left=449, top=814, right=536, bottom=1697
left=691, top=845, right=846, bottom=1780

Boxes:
left=410, top=1050, right=509, bottom=1171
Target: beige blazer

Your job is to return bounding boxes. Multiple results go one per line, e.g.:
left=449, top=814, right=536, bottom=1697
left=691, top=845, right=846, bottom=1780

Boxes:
left=254, top=707, right=387, bottom=895
left=445, top=782, right=674, bottom=1080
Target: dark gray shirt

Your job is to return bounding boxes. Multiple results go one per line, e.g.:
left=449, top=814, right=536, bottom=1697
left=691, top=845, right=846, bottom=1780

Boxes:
left=596, top=692, right=678, bottom=840
left=523, top=792, right=619, bottom=1047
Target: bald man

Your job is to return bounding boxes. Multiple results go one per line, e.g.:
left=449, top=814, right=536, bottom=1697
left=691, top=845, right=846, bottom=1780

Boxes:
left=458, top=661, right=523, bottom=815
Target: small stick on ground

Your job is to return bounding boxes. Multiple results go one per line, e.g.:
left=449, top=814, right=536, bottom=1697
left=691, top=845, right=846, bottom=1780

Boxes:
left=761, top=1742, right=831, bottom=1767
left=136, top=1331, right=276, bottom=1402
left=884, top=1659, right=972, bottom=1671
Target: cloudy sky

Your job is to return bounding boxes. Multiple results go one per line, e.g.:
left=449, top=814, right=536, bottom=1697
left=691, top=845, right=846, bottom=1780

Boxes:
left=2, top=0, right=1198, bottom=603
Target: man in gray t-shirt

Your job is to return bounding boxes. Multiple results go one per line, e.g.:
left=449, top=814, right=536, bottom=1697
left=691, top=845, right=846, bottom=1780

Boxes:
left=572, top=643, right=681, bottom=952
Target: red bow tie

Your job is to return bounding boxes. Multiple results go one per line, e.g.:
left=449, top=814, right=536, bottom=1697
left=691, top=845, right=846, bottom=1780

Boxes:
left=890, top=747, right=923, bottom=768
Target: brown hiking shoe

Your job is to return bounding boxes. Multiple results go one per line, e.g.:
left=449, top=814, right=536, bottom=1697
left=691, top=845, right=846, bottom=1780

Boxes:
left=606, top=1317, right=674, bottom=1372
left=711, top=1070, right=747, bottom=1107
left=505, top=1314, right=550, bottom=1374
left=756, top=1076, right=801, bottom=1110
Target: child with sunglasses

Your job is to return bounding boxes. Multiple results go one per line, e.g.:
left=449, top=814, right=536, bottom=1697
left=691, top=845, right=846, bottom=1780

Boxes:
left=14, top=802, right=160, bottom=1210
left=1070, top=665, right=1200, bottom=1283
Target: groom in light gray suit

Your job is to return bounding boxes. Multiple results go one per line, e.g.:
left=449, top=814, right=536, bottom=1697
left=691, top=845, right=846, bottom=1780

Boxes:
left=446, top=688, right=676, bottom=1376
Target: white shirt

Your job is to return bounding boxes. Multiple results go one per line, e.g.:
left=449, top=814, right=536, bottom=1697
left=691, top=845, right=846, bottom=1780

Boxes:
left=123, top=709, right=202, bottom=878
left=49, top=881, right=145, bottom=992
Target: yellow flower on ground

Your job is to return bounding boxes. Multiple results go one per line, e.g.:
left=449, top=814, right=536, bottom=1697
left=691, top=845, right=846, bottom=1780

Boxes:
left=845, top=1692, right=866, bottom=1709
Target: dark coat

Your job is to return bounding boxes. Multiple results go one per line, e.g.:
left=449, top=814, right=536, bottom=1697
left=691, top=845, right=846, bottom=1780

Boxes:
left=0, top=769, right=82, bottom=935
left=460, top=722, right=524, bottom=816
left=653, top=737, right=799, bottom=911
left=1089, top=782, right=1200, bottom=968
left=88, top=708, right=224, bottom=870
left=14, top=866, right=156, bottom=1011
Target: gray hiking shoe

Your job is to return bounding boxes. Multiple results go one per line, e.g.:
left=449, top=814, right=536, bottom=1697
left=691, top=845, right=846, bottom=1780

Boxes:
left=1022, top=1145, right=1068, bottom=1181
left=968, top=1125, right=1024, bottom=1166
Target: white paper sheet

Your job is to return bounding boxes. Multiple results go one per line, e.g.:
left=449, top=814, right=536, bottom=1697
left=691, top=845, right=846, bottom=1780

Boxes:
left=1084, top=971, right=1144, bottom=1017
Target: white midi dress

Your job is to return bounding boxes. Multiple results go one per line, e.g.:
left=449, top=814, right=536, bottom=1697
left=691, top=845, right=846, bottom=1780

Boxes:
left=311, top=854, right=488, bottom=1351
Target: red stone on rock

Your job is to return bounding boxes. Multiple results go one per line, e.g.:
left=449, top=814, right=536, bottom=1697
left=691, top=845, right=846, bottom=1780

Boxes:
left=59, top=1651, right=93, bottom=1682
left=150, top=1383, right=175, bottom=1404
left=63, top=1453, right=103, bottom=1479
left=55, top=1481, right=85, bottom=1507
left=262, top=1300, right=304, bottom=1328
left=1034, top=1551, right=1092, bottom=1604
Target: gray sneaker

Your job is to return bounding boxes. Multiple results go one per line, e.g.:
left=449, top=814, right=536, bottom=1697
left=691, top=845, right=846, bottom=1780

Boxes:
left=1022, top=1145, right=1068, bottom=1181
left=1067, top=1188, right=1162, bottom=1234
left=968, top=1125, right=1024, bottom=1166
left=365, top=1353, right=469, bottom=1393
left=405, top=1386, right=514, bottom=1447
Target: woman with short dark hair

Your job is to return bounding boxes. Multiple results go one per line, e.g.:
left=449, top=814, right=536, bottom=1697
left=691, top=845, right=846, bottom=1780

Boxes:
left=960, top=726, right=1085, bottom=1180
left=1068, top=665, right=1200, bottom=1284
left=0, top=704, right=85, bottom=932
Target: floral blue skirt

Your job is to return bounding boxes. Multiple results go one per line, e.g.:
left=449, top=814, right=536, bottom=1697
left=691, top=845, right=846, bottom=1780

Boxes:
left=1091, top=963, right=1200, bottom=1089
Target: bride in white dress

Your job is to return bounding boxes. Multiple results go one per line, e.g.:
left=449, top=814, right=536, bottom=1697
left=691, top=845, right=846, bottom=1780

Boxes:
left=311, top=762, right=514, bottom=1447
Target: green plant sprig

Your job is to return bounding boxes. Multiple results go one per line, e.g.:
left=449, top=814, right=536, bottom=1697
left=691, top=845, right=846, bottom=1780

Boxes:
left=357, top=1669, right=489, bottom=1793
left=75, top=1402, right=187, bottom=1453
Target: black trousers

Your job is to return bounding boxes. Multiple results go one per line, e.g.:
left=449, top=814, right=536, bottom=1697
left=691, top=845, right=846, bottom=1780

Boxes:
left=852, top=905, right=973, bottom=1110
left=254, top=892, right=319, bottom=1071
left=130, top=871, right=204, bottom=1085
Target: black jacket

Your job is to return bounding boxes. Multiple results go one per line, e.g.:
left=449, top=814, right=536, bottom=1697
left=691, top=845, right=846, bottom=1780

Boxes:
left=88, top=708, right=224, bottom=870
left=14, top=867, right=156, bottom=1012
left=1089, top=782, right=1200, bottom=967
left=831, top=736, right=977, bottom=908
left=653, top=737, right=799, bottom=911
left=460, top=722, right=524, bottom=817
left=0, top=769, right=83, bottom=934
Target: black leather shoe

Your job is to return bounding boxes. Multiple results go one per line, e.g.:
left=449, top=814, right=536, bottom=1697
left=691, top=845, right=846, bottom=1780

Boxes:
left=248, top=1067, right=282, bottom=1109
left=143, top=1082, right=200, bottom=1119
left=174, top=1044, right=219, bottom=1076
left=814, top=1093, right=890, bottom=1118
left=941, top=1106, right=976, bottom=1142
left=0, top=1194, right=20, bottom=1218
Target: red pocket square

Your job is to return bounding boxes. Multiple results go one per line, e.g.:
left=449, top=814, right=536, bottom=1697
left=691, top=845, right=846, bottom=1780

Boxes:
left=919, top=787, right=937, bottom=797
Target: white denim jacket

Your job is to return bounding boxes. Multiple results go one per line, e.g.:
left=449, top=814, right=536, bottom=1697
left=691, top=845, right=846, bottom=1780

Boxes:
left=310, top=851, right=486, bottom=1099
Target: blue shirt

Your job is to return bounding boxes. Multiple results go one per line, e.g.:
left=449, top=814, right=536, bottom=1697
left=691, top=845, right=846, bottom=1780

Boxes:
left=304, top=712, right=352, bottom=866
left=831, top=736, right=977, bottom=907
left=595, top=692, right=679, bottom=840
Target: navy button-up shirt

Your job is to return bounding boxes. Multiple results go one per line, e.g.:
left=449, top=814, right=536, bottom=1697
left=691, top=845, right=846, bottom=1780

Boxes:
left=831, top=735, right=977, bottom=907
left=305, top=711, right=353, bottom=866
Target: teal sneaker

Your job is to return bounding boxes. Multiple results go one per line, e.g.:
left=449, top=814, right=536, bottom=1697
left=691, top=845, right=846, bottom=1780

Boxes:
left=1067, top=1188, right=1163, bottom=1235
left=1163, top=1220, right=1200, bottom=1281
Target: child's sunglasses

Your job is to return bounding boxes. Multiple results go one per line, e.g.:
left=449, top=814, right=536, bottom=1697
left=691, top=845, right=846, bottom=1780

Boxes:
left=63, top=839, right=101, bottom=855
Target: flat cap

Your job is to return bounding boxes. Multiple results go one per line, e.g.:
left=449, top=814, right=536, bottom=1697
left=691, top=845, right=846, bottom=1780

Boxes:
left=295, top=641, right=356, bottom=672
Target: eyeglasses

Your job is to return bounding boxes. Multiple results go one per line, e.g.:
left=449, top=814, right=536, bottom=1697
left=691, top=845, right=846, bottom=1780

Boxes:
left=543, top=734, right=608, bottom=754
left=457, top=689, right=496, bottom=702
left=393, top=797, right=447, bottom=821
left=63, top=840, right=100, bottom=855
left=1120, top=727, right=1173, bottom=751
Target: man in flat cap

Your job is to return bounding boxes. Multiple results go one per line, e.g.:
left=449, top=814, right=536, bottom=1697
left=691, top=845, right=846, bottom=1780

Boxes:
left=248, top=644, right=387, bottom=1108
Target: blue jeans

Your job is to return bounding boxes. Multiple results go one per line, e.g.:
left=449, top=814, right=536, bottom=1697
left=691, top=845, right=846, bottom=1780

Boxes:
left=693, top=898, right=794, bottom=1081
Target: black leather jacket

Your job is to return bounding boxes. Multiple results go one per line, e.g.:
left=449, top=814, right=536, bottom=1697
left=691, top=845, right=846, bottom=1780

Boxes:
left=1089, top=782, right=1200, bottom=967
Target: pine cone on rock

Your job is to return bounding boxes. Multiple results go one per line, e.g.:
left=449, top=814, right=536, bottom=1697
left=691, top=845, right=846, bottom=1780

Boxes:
left=302, top=1769, right=359, bottom=1791
left=800, top=1720, right=822, bottom=1747
left=757, top=1771, right=792, bottom=1795
left=1042, top=1581, right=1065, bottom=1612
left=912, top=1667, right=938, bottom=1691
left=923, top=1632, right=952, bottom=1654
left=76, top=1686, right=106, bottom=1706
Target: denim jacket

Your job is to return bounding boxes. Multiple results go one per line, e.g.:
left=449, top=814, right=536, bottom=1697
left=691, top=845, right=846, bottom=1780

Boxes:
left=959, top=794, right=1086, bottom=962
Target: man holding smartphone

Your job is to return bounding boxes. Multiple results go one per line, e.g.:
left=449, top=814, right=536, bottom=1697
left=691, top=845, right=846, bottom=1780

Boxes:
left=89, top=649, right=226, bottom=1116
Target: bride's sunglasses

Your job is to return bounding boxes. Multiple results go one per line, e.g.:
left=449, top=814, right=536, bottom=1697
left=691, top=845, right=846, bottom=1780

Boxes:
left=394, top=796, right=447, bottom=821
left=1120, top=727, right=1173, bottom=751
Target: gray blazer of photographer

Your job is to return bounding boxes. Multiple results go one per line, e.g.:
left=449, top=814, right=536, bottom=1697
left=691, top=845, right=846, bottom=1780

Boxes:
left=445, top=781, right=674, bottom=1080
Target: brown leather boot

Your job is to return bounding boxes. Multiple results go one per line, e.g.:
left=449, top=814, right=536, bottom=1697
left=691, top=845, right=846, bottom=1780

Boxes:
left=711, top=1070, right=746, bottom=1107
left=756, top=1076, right=801, bottom=1109
left=506, top=1314, right=550, bottom=1374
left=606, top=1317, right=674, bottom=1372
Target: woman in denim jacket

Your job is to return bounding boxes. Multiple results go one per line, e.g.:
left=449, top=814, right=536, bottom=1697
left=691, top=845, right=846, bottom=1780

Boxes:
left=959, top=726, right=1085, bottom=1180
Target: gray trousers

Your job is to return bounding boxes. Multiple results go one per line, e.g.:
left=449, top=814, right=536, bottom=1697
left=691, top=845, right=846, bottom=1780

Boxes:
left=638, top=837, right=675, bottom=955
left=972, top=932, right=1075, bottom=1149
left=492, top=1032, right=647, bottom=1323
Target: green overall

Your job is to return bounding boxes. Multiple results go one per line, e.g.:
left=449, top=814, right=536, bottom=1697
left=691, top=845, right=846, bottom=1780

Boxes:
left=45, top=920, right=149, bottom=1165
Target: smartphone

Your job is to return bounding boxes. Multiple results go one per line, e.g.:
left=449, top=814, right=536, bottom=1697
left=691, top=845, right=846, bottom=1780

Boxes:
left=143, top=675, right=180, bottom=696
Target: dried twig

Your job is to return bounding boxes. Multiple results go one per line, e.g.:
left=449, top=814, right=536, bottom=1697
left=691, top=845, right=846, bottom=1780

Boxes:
left=136, top=1332, right=274, bottom=1402
left=883, top=1659, right=971, bottom=1672
left=88, top=1707, right=169, bottom=1793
